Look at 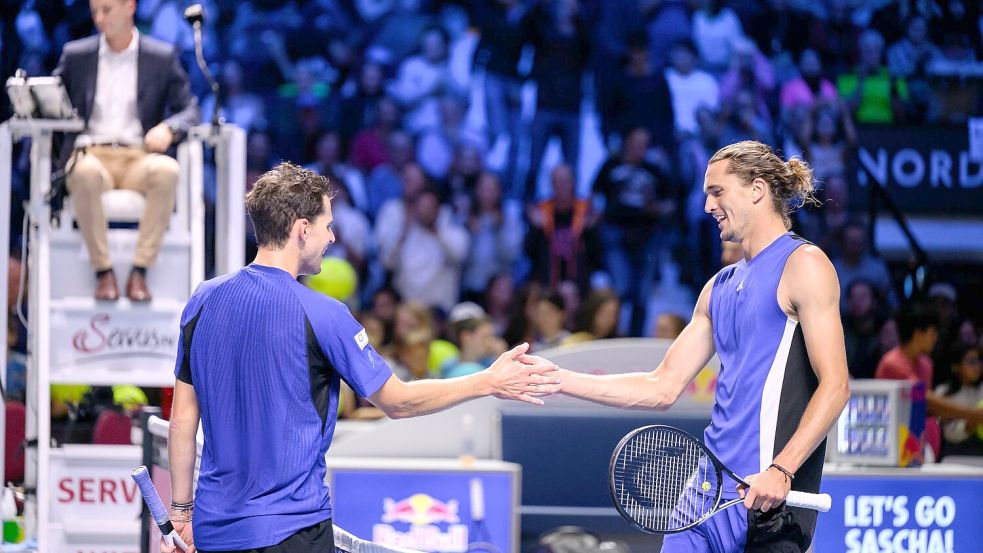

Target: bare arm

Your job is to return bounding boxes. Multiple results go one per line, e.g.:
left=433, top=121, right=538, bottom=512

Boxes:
left=166, top=380, right=200, bottom=551
left=744, top=246, right=850, bottom=511
left=368, top=343, right=559, bottom=419
left=926, top=392, right=983, bottom=426
left=557, top=276, right=717, bottom=409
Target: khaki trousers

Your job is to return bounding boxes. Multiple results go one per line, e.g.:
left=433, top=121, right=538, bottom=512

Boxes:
left=66, top=146, right=179, bottom=271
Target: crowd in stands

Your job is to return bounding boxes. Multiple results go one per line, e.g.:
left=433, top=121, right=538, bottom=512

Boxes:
left=2, top=0, right=982, bottom=457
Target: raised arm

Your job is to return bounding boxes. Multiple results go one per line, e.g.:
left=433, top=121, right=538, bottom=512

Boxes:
left=744, top=246, right=850, bottom=511
left=368, top=343, right=559, bottom=419
left=556, top=275, right=718, bottom=410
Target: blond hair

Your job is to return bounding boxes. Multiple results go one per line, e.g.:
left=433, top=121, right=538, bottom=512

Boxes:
left=708, top=141, right=818, bottom=229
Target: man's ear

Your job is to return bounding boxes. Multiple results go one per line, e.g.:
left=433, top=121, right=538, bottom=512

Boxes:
left=750, top=178, right=768, bottom=204
left=294, top=218, right=309, bottom=241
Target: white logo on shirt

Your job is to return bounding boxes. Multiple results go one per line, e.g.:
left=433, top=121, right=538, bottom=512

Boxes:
left=354, top=328, right=369, bottom=351
left=737, top=279, right=745, bottom=292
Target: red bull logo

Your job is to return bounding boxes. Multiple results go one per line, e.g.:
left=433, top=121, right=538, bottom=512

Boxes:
left=375, top=493, right=468, bottom=552
left=382, top=493, right=460, bottom=526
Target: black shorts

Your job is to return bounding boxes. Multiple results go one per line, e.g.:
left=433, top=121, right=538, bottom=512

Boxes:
left=198, top=519, right=335, bottom=553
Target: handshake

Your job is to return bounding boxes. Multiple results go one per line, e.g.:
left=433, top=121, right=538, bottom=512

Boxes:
left=479, top=342, right=564, bottom=405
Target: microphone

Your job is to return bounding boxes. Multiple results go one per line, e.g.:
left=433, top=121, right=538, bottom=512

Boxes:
left=183, top=4, right=204, bottom=27
left=183, top=3, right=222, bottom=129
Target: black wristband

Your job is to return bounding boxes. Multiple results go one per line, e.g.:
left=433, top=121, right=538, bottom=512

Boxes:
left=769, top=463, right=795, bottom=481
left=171, top=500, right=194, bottom=510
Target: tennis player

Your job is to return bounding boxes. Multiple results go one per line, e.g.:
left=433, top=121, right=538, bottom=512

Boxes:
left=164, top=162, right=559, bottom=553
left=556, top=141, right=850, bottom=552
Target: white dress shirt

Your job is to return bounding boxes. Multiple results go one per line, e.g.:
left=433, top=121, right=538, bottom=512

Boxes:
left=84, top=29, right=144, bottom=145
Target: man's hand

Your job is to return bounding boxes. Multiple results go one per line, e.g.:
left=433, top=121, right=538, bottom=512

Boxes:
left=159, top=518, right=195, bottom=552
left=145, top=123, right=175, bottom=153
left=483, top=343, right=560, bottom=405
left=739, top=467, right=792, bottom=512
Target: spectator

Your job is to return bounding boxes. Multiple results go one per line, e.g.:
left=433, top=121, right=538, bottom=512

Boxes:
left=804, top=103, right=858, bottom=182
left=364, top=128, right=414, bottom=219
left=780, top=49, right=840, bottom=112
left=338, top=62, right=388, bottom=146
left=392, top=301, right=436, bottom=350
left=443, top=142, right=486, bottom=215
left=524, top=0, right=590, bottom=200
left=927, top=282, right=962, bottom=385
left=368, top=286, right=401, bottom=350
left=719, top=88, right=774, bottom=146
left=381, top=189, right=469, bottom=311
left=718, top=37, right=775, bottom=122
left=836, top=30, right=912, bottom=124
left=643, top=0, right=692, bottom=71
left=813, top=172, right=851, bottom=255
left=887, top=15, right=943, bottom=78
left=351, top=95, right=403, bottom=176
left=592, top=128, right=676, bottom=336
left=609, top=31, right=676, bottom=161
left=691, top=0, right=747, bottom=73
left=664, top=40, right=720, bottom=139
left=54, top=0, right=200, bottom=301
left=305, top=131, right=367, bottom=212
left=471, top=0, right=530, bottom=189
left=375, top=162, right=433, bottom=256
left=566, top=288, right=620, bottom=343
left=526, top=164, right=594, bottom=292
left=392, top=328, right=433, bottom=382
left=875, top=308, right=983, bottom=461
left=531, top=291, right=571, bottom=352
left=843, top=279, right=887, bottom=379
left=389, top=26, right=466, bottom=134
left=652, top=313, right=686, bottom=340
left=484, top=273, right=515, bottom=337
left=416, top=93, right=485, bottom=182
left=200, top=59, right=267, bottom=133
left=504, top=282, right=543, bottom=347
left=460, top=172, right=523, bottom=301
left=831, top=221, right=895, bottom=309
left=442, top=314, right=506, bottom=378
left=935, top=344, right=983, bottom=457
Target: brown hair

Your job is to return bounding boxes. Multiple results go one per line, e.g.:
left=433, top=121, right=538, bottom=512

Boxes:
left=245, top=162, right=336, bottom=248
left=708, top=141, right=818, bottom=229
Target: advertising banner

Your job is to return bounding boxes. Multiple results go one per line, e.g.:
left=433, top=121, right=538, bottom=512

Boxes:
left=853, top=126, right=982, bottom=215
left=330, top=468, right=517, bottom=553
left=49, top=307, right=181, bottom=385
left=813, top=474, right=983, bottom=552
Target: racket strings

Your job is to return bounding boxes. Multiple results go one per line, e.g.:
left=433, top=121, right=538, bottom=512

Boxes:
left=613, top=428, right=721, bottom=532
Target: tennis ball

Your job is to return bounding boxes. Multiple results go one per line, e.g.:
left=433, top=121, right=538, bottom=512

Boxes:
left=306, top=257, right=358, bottom=301
left=428, top=339, right=460, bottom=376
left=112, top=385, right=148, bottom=410
left=702, top=481, right=711, bottom=492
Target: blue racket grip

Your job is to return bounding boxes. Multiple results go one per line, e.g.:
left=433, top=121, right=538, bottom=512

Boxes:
left=131, top=465, right=169, bottom=526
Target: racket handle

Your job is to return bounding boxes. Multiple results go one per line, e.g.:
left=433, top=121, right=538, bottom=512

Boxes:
left=786, top=491, right=831, bottom=512
left=132, top=466, right=169, bottom=525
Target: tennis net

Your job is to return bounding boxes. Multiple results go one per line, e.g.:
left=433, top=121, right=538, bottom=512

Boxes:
left=140, top=410, right=421, bottom=553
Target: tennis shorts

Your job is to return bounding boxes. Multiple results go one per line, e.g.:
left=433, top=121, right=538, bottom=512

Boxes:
left=197, top=518, right=335, bottom=553
left=660, top=503, right=811, bottom=553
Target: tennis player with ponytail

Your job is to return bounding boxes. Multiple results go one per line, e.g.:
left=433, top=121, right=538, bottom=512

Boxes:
left=558, top=141, right=850, bottom=552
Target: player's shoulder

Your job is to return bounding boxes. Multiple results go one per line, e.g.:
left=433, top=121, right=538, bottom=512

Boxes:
left=787, top=242, right=835, bottom=275
left=291, top=281, right=350, bottom=319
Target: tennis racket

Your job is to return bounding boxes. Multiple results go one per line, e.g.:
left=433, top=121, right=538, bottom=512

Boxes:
left=131, top=465, right=191, bottom=552
left=609, top=425, right=831, bottom=534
